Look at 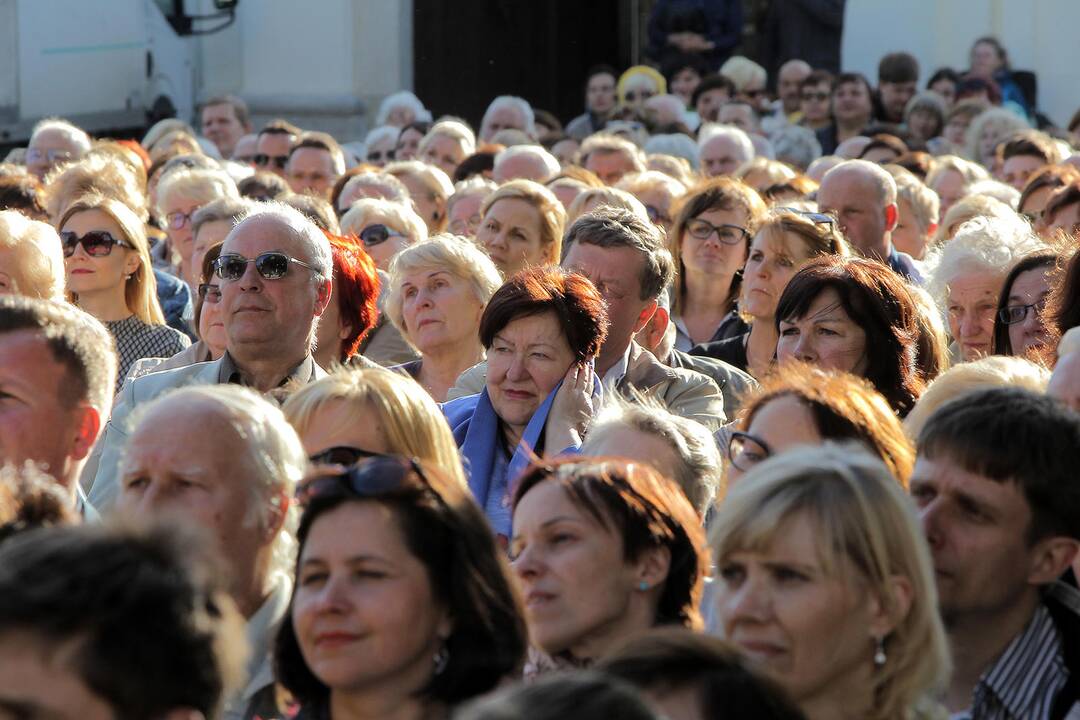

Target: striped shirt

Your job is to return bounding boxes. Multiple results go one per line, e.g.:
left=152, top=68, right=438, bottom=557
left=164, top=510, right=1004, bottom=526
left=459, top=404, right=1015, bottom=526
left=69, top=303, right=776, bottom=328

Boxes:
left=952, top=602, right=1068, bottom=720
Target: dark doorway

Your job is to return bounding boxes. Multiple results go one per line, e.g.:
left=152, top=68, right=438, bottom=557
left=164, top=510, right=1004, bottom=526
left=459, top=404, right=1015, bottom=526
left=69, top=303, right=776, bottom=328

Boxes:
left=413, top=0, right=634, bottom=131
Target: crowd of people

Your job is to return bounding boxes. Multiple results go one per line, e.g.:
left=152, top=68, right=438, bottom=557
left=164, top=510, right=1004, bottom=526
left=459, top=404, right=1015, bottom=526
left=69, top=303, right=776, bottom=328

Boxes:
left=1, top=24, right=1079, bottom=720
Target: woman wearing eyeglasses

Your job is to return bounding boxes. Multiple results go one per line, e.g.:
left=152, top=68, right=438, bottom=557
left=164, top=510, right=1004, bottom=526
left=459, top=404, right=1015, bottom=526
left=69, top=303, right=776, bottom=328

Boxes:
left=339, top=198, right=427, bottom=271
left=692, top=209, right=847, bottom=377
left=276, top=455, right=527, bottom=720
left=667, top=177, right=767, bottom=352
left=154, top=166, right=240, bottom=285
left=510, top=457, right=707, bottom=675
left=724, top=362, right=914, bottom=487
left=59, top=193, right=189, bottom=391
left=991, top=251, right=1059, bottom=359
left=282, top=366, right=468, bottom=490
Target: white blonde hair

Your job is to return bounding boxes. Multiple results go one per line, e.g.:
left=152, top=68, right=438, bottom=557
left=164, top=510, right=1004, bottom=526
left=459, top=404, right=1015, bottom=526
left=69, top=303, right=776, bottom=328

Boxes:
left=894, top=172, right=941, bottom=235
left=419, top=119, right=477, bottom=158
left=362, top=125, right=400, bottom=155
left=384, top=160, right=455, bottom=200
left=963, top=108, right=1030, bottom=167
left=643, top=134, right=700, bottom=169
left=0, top=210, right=66, bottom=300
left=375, top=90, right=432, bottom=127
left=340, top=198, right=428, bottom=245
left=385, top=234, right=502, bottom=345
left=965, top=179, right=1020, bottom=210
left=339, top=171, right=410, bottom=207
left=480, top=96, right=535, bottom=140
left=30, top=117, right=92, bottom=156
left=155, top=166, right=239, bottom=217
left=493, top=144, right=561, bottom=182
left=698, top=123, right=754, bottom=164
left=719, top=56, right=767, bottom=92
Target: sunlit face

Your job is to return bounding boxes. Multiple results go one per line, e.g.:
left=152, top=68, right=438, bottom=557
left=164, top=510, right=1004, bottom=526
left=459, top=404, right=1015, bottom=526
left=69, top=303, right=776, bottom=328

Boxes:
left=395, top=127, right=424, bottom=161
left=778, top=65, right=810, bottom=113
left=161, top=194, right=205, bottom=270
left=621, top=76, right=659, bottom=112
left=727, top=395, right=821, bottom=485
left=695, top=88, right=730, bottom=123
left=292, top=502, right=449, bottom=693
left=201, top=102, right=246, bottom=157
left=1004, top=266, right=1052, bottom=357
left=61, top=208, right=140, bottom=304
left=511, top=480, right=645, bottom=657
left=586, top=150, right=637, bottom=186
left=1046, top=199, right=1080, bottom=239
left=421, top=134, right=466, bottom=177
left=1001, top=154, right=1044, bottom=191
left=816, top=169, right=889, bottom=257
left=679, top=207, right=750, bottom=281
left=716, top=513, right=881, bottom=708
left=287, top=147, right=338, bottom=199
left=718, top=104, right=757, bottom=134
left=879, top=81, right=917, bottom=121
left=190, top=219, right=233, bottom=288
left=482, top=106, right=526, bottom=142
left=586, top=72, right=617, bottom=114
left=365, top=135, right=396, bottom=167
left=701, top=136, right=746, bottom=178
left=448, top=193, right=486, bottom=238
left=777, top=288, right=869, bottom=376
left=945, top=270, right=1000, bottom=361
left=907, top=108, right=940, bottom=143
left=0, top=632, right=116, bottom=720
left=800, top=83, right=832, bottom=125
left=197, top=279, right=227, bottom=356
left=832, top=81, right=872, bottom=124
left=740, top=231, right=815, bottom=319
left=476, top=198, right=546, bottom=277
left=354, top=214, right=414, bottom=271
left=891, top=198, right=930, bottom=261
left=26, top=128, right=80, bottom=180
left=400, top=268, right=484, bottom=353
left=297, top=398, right=390, bottom=458
left=395, top=173, right=442, bottom=234
left=486, top=311, right=575, bottom=437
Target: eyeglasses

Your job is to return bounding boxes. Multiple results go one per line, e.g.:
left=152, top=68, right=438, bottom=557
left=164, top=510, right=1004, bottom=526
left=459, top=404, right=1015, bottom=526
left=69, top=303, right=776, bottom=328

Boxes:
left=743, top=88, right=766, bottom=99
left=727, top=431, right=772, bottom=473
left=623, top=90, right=655, bottom=102
left=998, top=298, right=1046, bottom=325
left=167, top=210, right=195, bottom=230
left=26, top=147, right=72, bottom=164
left=686, top=217, right=748, bottom=245
left=449, top=214, right=482, bottom=236
left=367, top=149, right=395, bottom=162
left=59, top=230, right=133, bottom=258
left=359, top=224, right=407, bottom=247
left=213, top=252, right=318, bottom=281
left=309, top=445, right=379, bottom=467
left=253, top=154, right=289, bottom=170
left=295, top=454, right=444, bottom=508
left=646, top=205, right=671, bottom=225
left=197, top=283, right=222, bottom=304
left=776, top=207, right=836, bottom=225
left=801, top=92, right=830, bottom=102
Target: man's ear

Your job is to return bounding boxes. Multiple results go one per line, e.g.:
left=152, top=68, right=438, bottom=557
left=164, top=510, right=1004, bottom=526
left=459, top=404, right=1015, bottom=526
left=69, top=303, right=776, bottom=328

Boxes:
left=314, top=277, right=333, bottom=317
left=70, top=405, right=102, bottom=461
left=1027, top=536, right=1079, bottom=586
left=884, top=203, right=899, bottom=233
left=925, top=221, right=938, bottom=239
left=637, top=305, right=669, bottom=352
left=633, top=299, right=659, bottom=334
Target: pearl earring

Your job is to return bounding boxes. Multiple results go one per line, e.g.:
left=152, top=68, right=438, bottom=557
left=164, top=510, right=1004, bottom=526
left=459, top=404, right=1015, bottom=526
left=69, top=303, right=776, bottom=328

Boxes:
left=874, top=636, right=887, bottom=667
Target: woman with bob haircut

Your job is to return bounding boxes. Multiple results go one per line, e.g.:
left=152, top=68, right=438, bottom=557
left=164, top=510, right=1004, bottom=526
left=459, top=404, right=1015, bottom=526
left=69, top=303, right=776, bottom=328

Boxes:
left=711, top=444, right=951, bottom=720
left=991, top=250, right=1059, bottom=359
left=275, top=455, right=527, bottom=720
left=312, top=233, right=380, bottom=370
left=0, top=209, right=65, bottom=300
left=59, top=193, right=188, bottom=390
left=282, top=366, right=468, bottom=490
left=692, top=208, right=847, bottom=377
left=384, top=160, right=455, bottom=235
left=667, top=177, right=768, bottom=351
left=442, top=266, right=608, bottom=538
left=475, top=179, right=566, bottom=279
left=419, top=119, right=477, bottom=179
left=774, top=256, right=923, bottom=416
left=726, top=361, right=914, bottom=486
left=510, top=456, right=708, bottom=671
left=339, top=198, right=427, bottom=271
left=386, top=234, right=503, bottom=402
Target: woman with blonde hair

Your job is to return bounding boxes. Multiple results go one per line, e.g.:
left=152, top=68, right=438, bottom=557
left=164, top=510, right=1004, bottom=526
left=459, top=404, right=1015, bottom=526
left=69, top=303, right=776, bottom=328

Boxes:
left=419, top=119, right=477, bottom=178
left=339, top=197, right=427, bottom=271
left=384, top=159, right=455, bottom=234
left=963, top=107, right=1030, bottom=171
left=282, top=365, right=468, bottom=489
left=155, top=166, right=239, bottom=285
left=734, top=157, right=797, bottom=193
left=386, top=234, right=503, bottom=402
left=924, top=154, right=989, bottom=221
left=475, top=179, right=566, bottom=278
left=565, top=185, right=649, bottom=225
left=616, top=170, right=688, bottom=235
left=0, top=209, right=65, bottom=300
left=712, top=443, right=950, bottom=720
left=59, top=193, right=189, bottom=390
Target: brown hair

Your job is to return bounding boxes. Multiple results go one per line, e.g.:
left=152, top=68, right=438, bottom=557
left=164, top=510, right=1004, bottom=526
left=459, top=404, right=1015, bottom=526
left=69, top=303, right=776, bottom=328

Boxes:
left=1047, top=246, right=1080, bottom=341
left=1018, top=164, right=1080, bottom=216
left=736, top=362, right=915, bottom=485
left=512, top=457, right=708, bottom=630
left=478, top=265, right=608, bottom=362
left=0, top=175, right=47, bottom=221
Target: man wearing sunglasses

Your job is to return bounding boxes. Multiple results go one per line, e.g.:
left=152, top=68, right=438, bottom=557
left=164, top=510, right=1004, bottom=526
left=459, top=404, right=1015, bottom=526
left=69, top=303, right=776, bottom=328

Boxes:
left=253, top=120, right=300, bottom=178
left=84, top=203, right=332, bottom=511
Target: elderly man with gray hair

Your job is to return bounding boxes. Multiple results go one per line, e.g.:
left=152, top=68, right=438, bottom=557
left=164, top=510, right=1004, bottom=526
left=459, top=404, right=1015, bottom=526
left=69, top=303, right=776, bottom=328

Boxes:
left=698, top=123, right=755, bottom=178
left=492, top=144, right=561, bottom=184
left=115, top=383, right=305, bottom=720
left=25, top=117, right=92, bottom=180
left=83, top=201, right=334, bottom=510
left=479, top=95, right=536, bottom=142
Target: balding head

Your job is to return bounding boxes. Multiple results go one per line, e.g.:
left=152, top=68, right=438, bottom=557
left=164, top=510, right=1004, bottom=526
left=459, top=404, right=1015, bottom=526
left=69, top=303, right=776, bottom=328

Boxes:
left=778, top=60, right=813, bottom=114
left=817, top=160, right=898, bottom=260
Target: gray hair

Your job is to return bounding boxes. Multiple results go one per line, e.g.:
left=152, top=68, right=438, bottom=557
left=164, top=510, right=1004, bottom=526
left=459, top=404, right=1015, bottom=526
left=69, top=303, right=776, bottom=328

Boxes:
left=363, top=125, right=400, bottom=156
left=375, top=91, right=432, bottom=126
left=418, top=119, right=476, bottom=158
left=481, top=95, right=536, bottom=139
left=124, top=384, right=305, bottom=581
left=563, top=206, right=674, bottom=301
left=493, top=144, right=561, bottom=181
left=30, top=117, right=92, bottom=156
left=643, top=134, right=700, bottom=169
left=698, top=123, right=755, bottom=163
left=770, top=124, right=822, bottom=170
left=230, top=201, right=333, bottom=279
left=339, top=171, right=410, bottom=207
left=582, top=393, right=723, bottom=515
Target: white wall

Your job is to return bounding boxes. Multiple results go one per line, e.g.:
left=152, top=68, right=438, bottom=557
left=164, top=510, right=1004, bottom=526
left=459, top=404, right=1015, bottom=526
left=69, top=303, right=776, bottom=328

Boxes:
left=842, top=0, right=1080, bottom=126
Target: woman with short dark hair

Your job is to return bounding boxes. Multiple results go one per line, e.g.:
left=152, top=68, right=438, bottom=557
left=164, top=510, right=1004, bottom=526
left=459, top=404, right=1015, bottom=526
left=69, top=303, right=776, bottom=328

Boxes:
left=774, top=255, right=923, bottom=415
left=510, top=457, right=707, bottom=673
left=275, top=456, right=527, bottom=720
left=443, top=265, right=608, bottom=538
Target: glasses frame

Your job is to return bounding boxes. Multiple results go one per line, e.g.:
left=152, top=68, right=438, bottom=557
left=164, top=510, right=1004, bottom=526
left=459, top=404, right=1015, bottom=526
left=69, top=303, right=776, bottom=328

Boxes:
left=359, top=224, right=407, bottom=247
left=295, top=454, right=445, bottom=509
left=686, top=217, right=749, bottom=245
left=213, top=251, right=318, bottom=281
left=998, top=299, right=1045, bottom=325
left=253, top=154, right=289, bottom=170
left=59, top=230, right=133, bottom=258
left=308, top=445, right=380, bottom=467
left=775, top=207, right=837, bottom=225
left=197, top=283, right=222, bottom=304
left=727, top=430, right=773, bottom=473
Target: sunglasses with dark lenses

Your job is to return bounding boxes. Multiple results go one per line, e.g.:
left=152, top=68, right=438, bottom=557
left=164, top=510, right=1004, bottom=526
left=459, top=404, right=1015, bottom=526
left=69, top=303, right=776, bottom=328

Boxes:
left=295, top=455, right=443, bottom=507
left=998, top=298, right=1045, bottom=325
left=213, top=252, right=318, bottom=281
left=60, top=230, right=133, bottom=258
left=309, top=445, right=379, bottom=467
left=253, top=154, right=289, bottom=169
left=776, top=207, right=836, bottom=225
left=727, top=431, right=772, bottom=473
left=367, top=149, right=395, bottom=162
left=686, top=217, right=748, bottom=245
left=359, top=224, right=406, bottom=247
left=197, top=283, right=222, bottom=304
left=802, top=92, right=830, bottom=102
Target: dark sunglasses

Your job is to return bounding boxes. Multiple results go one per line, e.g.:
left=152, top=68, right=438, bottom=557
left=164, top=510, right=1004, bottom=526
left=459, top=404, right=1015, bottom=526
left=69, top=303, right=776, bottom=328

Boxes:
left=367, top=149, right=395, bottom=162
left=359, top=224, right=406, bottom=247
left=253, top=154, right=289, bottom=170
left=60, top=230, right=133, bottom=258
left=213, top=252, right=318, bottom=281
left=197, top=283, right=222, bottom=304
left=295, top=454, right=443, bottom=507
left=309, top=445, right=379, bottom=467
left=776, top=207, right=836, bottom=225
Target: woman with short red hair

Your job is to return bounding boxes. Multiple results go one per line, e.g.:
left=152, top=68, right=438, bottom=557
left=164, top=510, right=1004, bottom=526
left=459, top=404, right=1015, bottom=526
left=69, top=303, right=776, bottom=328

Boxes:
left=311, top=232, right=380, bottom=370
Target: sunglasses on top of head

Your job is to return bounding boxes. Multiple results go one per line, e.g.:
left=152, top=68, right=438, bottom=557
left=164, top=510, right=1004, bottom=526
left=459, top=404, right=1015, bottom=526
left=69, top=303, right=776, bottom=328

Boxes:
left=213, top=252, right=319, bottom=281
left=60, top=230, right=133, bottom=258
left=295, top=454, right=446, bottom=508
